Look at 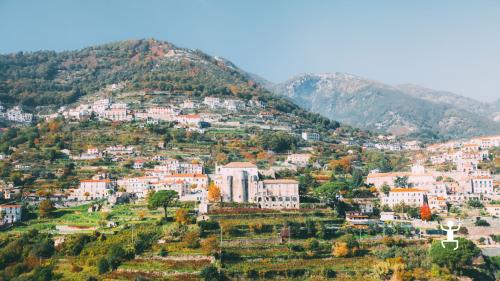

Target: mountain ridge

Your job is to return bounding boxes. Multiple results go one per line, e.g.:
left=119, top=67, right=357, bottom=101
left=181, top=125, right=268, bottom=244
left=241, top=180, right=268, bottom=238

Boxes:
left=273, top=72, right=500, bottom=139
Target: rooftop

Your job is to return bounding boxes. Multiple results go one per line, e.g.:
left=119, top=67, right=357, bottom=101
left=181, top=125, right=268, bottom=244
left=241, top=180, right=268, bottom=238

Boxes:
left=223, top=162, right=257, bottom=168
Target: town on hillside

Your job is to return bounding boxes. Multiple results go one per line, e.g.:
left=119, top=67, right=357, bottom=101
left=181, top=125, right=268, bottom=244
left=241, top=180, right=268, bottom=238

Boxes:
left=0, top=84, right=499, bottom=280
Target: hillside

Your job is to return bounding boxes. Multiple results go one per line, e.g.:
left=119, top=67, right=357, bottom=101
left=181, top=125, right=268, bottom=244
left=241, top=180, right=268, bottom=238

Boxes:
left=0, top=39, right=266, bottom=108
left=0, top=39, right=344, bottom=132
left=273, top=73, right=500, bottom=140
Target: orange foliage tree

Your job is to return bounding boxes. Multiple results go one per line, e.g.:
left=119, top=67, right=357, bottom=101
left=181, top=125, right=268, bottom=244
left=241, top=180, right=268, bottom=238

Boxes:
left=420, top=203, right=432, bottom=221
left=207, top=182, right=222, bottom=202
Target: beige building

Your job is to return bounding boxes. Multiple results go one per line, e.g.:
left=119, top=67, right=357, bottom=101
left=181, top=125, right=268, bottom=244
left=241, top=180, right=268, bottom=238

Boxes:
left=286, top=154, right=312, bottom=167
left=254, top=179, right=299, bottom=209
left=367, top=165, right=435, bottom=189
left=72, top=179, right=115, bottom=201
left=485, top=203, right=500, bottom=217
left=382, top=188, right=426, bottom=208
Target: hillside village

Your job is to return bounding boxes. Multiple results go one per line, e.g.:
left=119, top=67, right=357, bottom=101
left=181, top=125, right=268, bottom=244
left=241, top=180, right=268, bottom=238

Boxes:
left=0, top=39, right=498, bottom=281
left=0, top=86, right=499, bottom=280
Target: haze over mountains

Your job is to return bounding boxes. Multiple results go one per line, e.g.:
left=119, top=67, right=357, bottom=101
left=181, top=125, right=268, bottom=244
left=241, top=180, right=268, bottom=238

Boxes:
left=273, top=73, right=500, bottom=140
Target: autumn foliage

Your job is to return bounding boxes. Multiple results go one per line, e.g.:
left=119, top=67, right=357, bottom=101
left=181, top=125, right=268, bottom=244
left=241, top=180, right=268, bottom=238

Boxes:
left=420, top=203, right=432, bottom=221
left=207, top=182, right=221, bottom=202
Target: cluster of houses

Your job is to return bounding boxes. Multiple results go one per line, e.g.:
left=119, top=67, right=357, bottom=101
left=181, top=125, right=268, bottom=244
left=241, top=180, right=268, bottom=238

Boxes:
left=71, top=145, right=136, bottom=160
left=41, top=96, right=273, bottom=134
left=363, top=136, right=500, bottom=216
left=0, top=105, right=33, bottom=123
left=68, top=159, right=300, bottom=212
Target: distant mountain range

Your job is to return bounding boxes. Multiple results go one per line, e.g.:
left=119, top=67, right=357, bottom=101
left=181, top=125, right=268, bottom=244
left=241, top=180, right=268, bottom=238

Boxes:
left=272, top=73, right=500, bottom=140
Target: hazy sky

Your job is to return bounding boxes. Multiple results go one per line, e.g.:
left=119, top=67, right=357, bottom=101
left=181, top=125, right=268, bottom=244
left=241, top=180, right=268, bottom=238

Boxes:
left=1, top=0, right=499, bottom=102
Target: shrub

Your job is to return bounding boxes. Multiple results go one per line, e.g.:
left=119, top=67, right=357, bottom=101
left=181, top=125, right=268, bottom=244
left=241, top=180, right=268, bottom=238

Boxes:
left=183, top=231, right=200, bottom=249
left=332, top=234, right=359, bottom=257
left=97, top=258, right=109, bottom=274
left=468, top=199, right=484, bottom=208
left=175, top=209, right=189, bottom=225
left=287, top=243, right=305, bottom=252
left=321, top=268, right=336, bottom=278
left=71, top=264, right=83, bottom=273
left=245, top=268, right=258, bottom=279
left=475, top=218, right=490, bottom=226
left=159, top=247, right=168, bottom=257
left=198, top=220, right=220, bottom=237
left=306, top=238, right=320, bottom=251
left=249, top=223, right=273, bottom=234
left=200, top=265, right=227, bottom=281
left=201, top=236, right=220, bottom=255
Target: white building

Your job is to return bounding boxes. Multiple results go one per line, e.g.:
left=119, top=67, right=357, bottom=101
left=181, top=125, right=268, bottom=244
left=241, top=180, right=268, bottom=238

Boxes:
left=175, top=114, right=202, bottom=126
left=133, top=160, right=144, bottom=170
left=6, top=106, right=33, bottom=123
left=214, top=162, right=259, bottom=203
left=161, top=174, right=208, bottom=189
left=152, top=158, right=203, bottom=175
left=286, top=154, right=312, bottom=167
left=382, top=188, right=426, bottom=208
left=301, top=132, right=320, bottom=142
left=203, top=97, right=220, bottom=108
left=117, top=176, right=157, bottom=196
left=469, top=175, right=494, bottom=194
left=0, top=205, right=22, bottom=224
left=367, top=164, right=435, bottom=190
left=222, top=99, right=245, bottom=111
left=485, top=203, right=500, bottom=217
left=101, top=108, right=130, bottom=121
left=254, top=179, right=300, bottom=209
left=71, top=179, right=115, bottom=201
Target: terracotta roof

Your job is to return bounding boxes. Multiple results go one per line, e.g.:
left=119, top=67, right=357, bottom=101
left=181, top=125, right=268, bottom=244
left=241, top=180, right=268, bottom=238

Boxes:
left=165, top=174, right=208, bottom=178
left=0, top=204, right=22, bottom=208
left=471, top=176, right=492, bottom=180
left=223, top=162, right=257, bottom=168
left=179, top=114, right=200, bottom=119
left=390, top=188, right=426, bottom=193
left=263, top=179, right=299, bottom=184
left=368, top=172, right=432, bottom=178
left=81, top=179, right=112, bottom=183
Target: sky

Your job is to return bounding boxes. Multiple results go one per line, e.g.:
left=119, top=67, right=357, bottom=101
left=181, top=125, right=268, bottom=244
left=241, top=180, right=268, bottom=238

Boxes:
left=1, top=0, right=499, bottom=102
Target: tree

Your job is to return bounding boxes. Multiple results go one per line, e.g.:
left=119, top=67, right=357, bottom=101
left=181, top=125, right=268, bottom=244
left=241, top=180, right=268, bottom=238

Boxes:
left=314, top=182, right=349, bottom=215
left=394, top=176, right=411, bottom=188
left=183, top=230, right=200, bottom=249
left=420, top=203, right=432, bottom=221
left=148, top=190, right=178, bottom=220
left=429, top=238, right=480, bottom=274
left=468, top=199, right=484, bottom=208
left=475, top=217, right=490, bottom=226
left=332, top=234, right=359, bottom=257
left=420, top=195, right=432, bottom=221
left=39, top=199, right=55, bottom=218
left=381, top=184, right=391, bottom=196
left=97, top=258, right=109, bottom=274
left=207, top=182, right=221, bottom=202
left=175, top=209, right=189, bottom=225
left=201, top=236, right=220, bottom=255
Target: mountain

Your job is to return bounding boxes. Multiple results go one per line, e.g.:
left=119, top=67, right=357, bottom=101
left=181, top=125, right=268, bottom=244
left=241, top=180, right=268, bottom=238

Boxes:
left=0, top=39, right=343, bottom=132
left=0, top=39, right=270, bottom=108
left=273, top=73, right=500, bottom=139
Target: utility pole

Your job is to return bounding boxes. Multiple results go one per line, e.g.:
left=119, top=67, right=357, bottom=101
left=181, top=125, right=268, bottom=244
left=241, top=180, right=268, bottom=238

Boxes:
left=219, top=225, right=223, bottom=274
